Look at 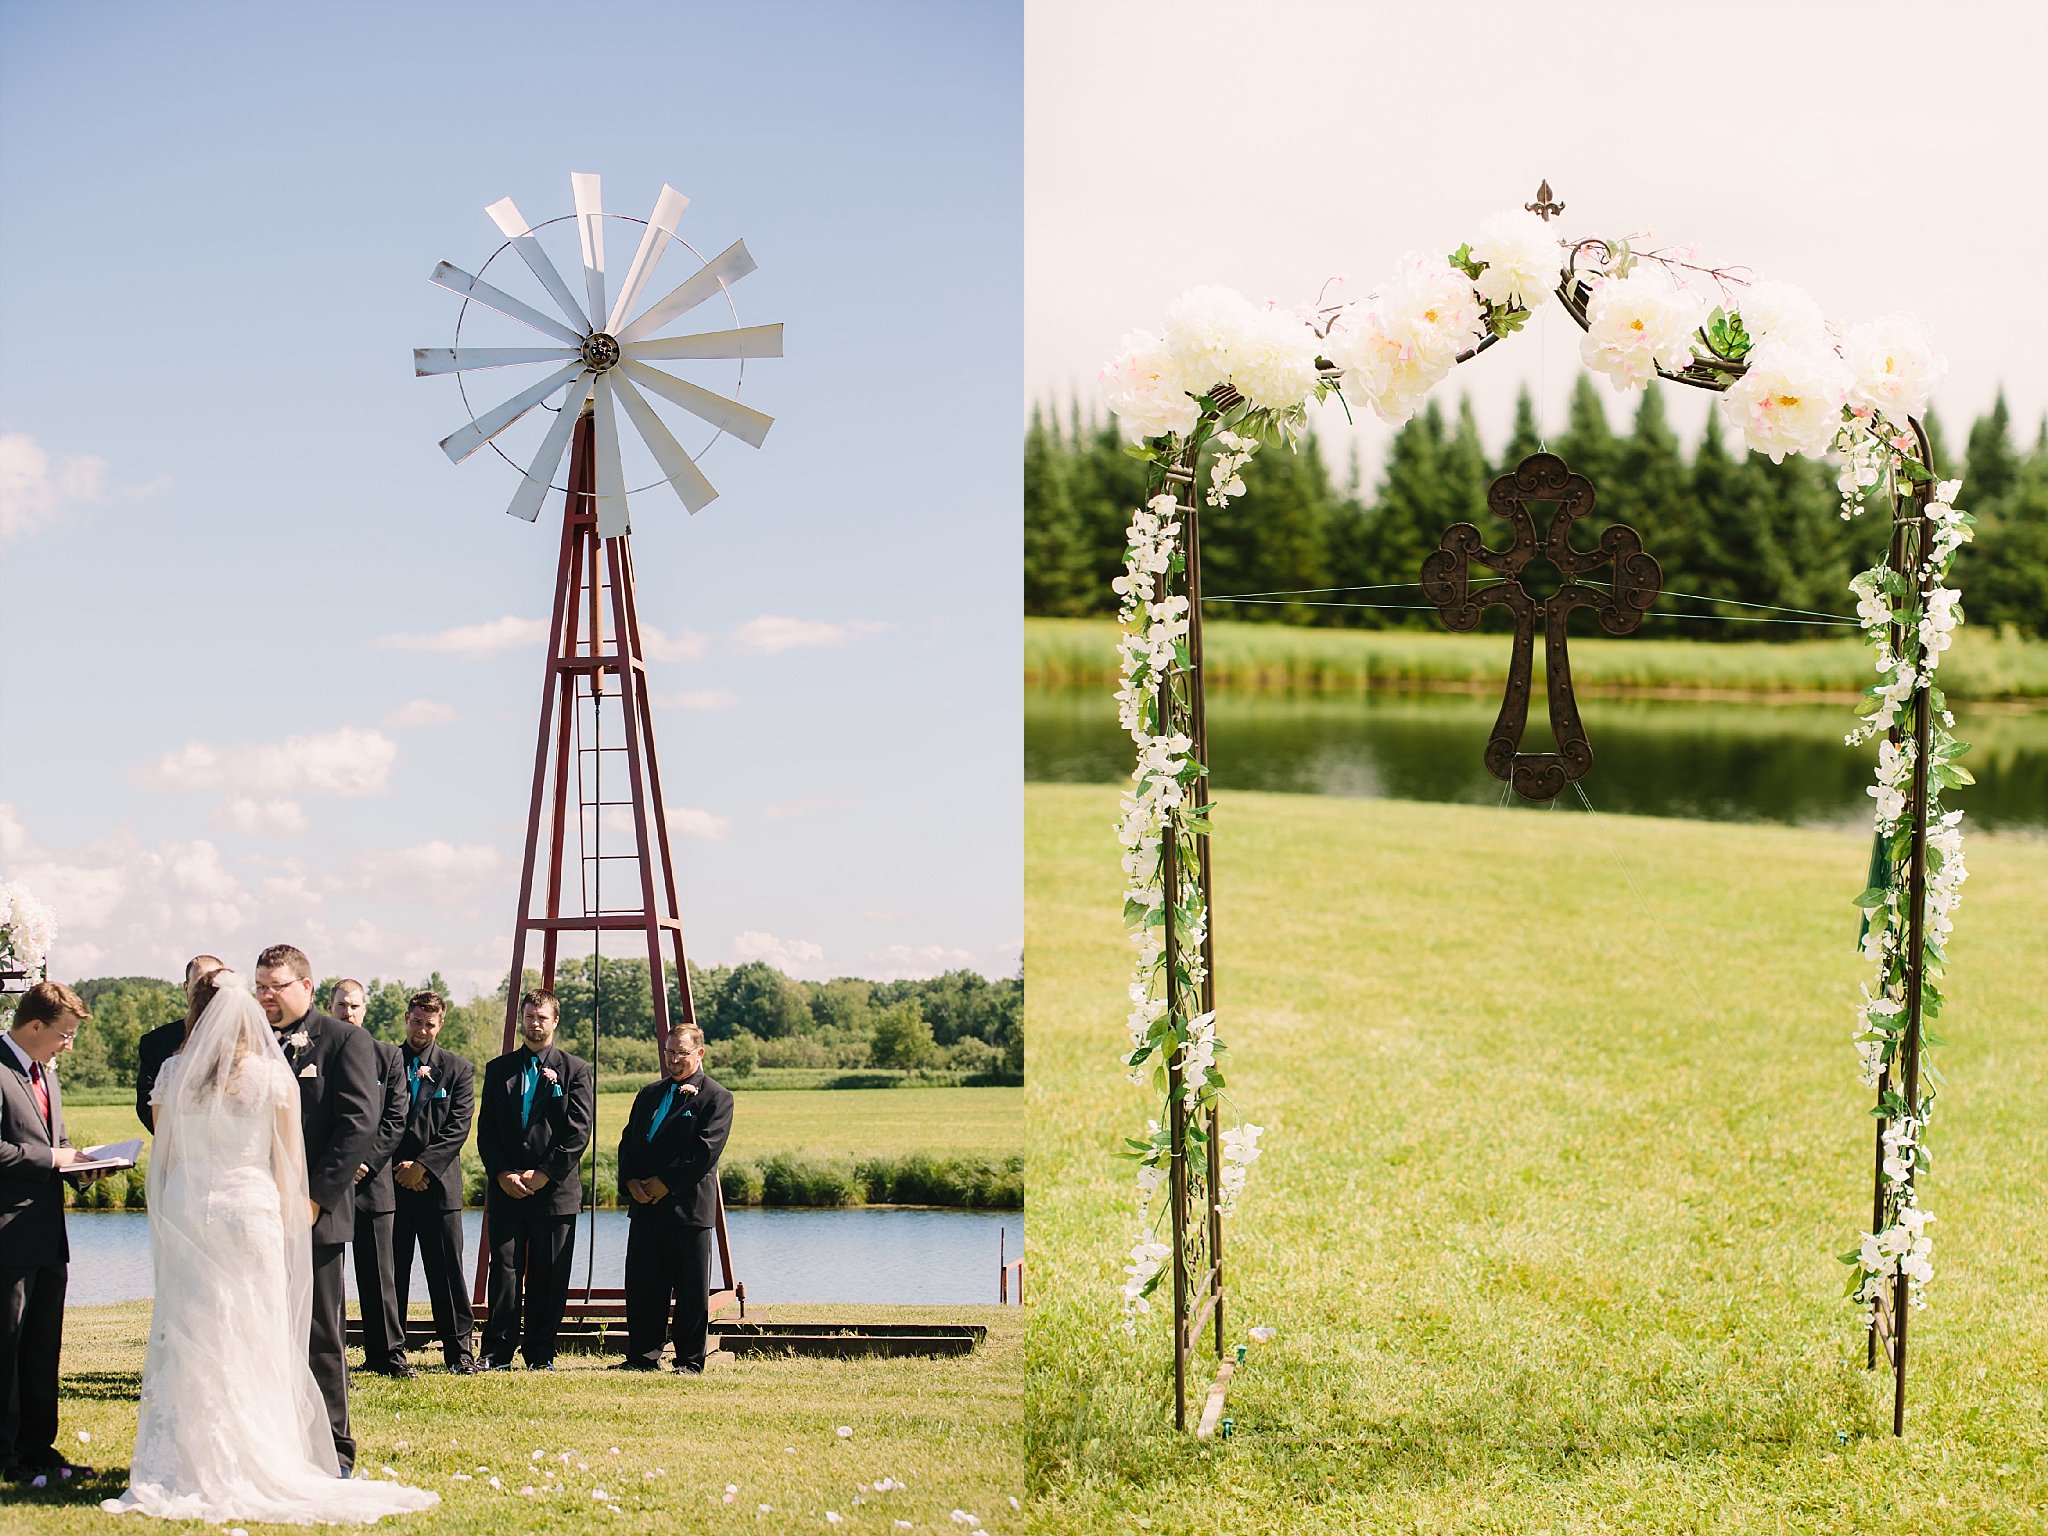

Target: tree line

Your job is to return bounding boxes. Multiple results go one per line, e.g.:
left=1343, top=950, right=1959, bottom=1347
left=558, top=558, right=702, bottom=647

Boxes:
left=1026, top=380, right=2048, bottom=637
left=45, top=959, right=1022, bottom=1090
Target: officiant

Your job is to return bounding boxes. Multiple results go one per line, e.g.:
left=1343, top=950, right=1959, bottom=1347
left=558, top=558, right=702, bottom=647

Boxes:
left=614, top=1025, right=733, bottom=1373
left=1, top=982, right=104, bottom=1483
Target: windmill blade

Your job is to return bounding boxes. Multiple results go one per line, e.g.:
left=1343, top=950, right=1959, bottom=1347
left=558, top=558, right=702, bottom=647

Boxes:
left=612, top=370, right=719, bottom=514
left=622, top=323, right=784, bottom=362
left=504, top=375, right=590, bottom=523
left=572, top=172, right=607, bottom=338
left=486, top=196, right=591, bottom=333
left=430, top=262, right=585, bottom=345
left=615, top=239, right=757, bottom=343
left=605, top=183, right=689, bottom=336
left=414, top=346, right=579, bottom=376
left=618, top=359, right=774, bottom=448
left=439, top=361, right=588, bottom=464
left=589, top=372, right=631, bottom=537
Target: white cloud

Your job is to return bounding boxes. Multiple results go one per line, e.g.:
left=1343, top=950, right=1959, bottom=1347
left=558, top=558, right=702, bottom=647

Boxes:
left=730, top=615, right=894, bottom=655
left=729, top=930, right=829, bottom=979
left=383, top=699, right=457, bottom=729
left=355, top=841, right=504, bottom=897
left=212, top=797, right=309, bottom=837
left=146, top=727, right=397, bottom=800
left=763, top=795, right=858, bottom=821
left=654, top=689, right=739, bottom=711
left=640, top=625, right=710, bottom=663
left=377, top=616, right=547, bottom=659
left=0, top=431, right=107, bottom=544
left=867, top=942, right=983, bottom=981
left=602, top=805, right=731, bottom=842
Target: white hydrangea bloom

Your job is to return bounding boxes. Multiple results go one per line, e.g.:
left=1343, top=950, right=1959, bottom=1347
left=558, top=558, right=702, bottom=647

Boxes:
left=1469, top=208, right=1558, bottom=312
left=1579, top=271, right=1704, bottom=391
left=1720, top=340, right=1852, bottom=463
left=1845, top=312, right=1946, bottom=422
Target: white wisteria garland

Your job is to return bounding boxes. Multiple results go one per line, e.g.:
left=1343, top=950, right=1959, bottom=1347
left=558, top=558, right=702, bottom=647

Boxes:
left=1101, top=203, right=1969, bottom=1329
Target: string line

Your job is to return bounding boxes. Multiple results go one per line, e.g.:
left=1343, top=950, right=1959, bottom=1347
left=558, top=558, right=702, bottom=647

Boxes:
left=1201, top=595, right=1857, bottom=627
left=1202, top=581, right=1855, bottom=624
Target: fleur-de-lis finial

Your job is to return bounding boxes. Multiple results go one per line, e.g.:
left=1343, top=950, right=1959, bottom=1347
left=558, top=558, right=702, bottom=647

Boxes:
left=1526, top=180, right=1565, bottom=223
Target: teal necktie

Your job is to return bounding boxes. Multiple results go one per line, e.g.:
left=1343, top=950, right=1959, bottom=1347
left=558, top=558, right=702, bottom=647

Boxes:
left=521, top=1057, right=540, bottom=1126
left=407, top=1054, right=424, bottom=1100
left=647, top=1081, right=680, bottom=1140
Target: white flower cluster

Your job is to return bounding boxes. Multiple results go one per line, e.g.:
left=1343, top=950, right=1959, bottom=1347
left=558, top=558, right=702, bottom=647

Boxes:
left=1119, top=1235, right=1171, bottom=1332
left=1843, top=466, right=1971, bottom=1316
left=0, top=880, right=57, bottom=978
left=1099, top=288, right=1323, bottom=445
left=1323, top=252, right=1484, bottom=425
left=1579, top=270, right=1704, bottom=392
left=1207, top=431, right=1257, bottom=508
left=1217, top=1122, right=1264, bottom=1217
left=1468, top=209, right=1557, bottom=313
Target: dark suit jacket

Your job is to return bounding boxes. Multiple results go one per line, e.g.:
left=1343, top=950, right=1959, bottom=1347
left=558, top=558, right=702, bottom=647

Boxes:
left=392, top=1042, right=475, bottom=1211
left=353, top=1036, right=409, bottom=1216
left=616, top=1071, right=732, bottom=1228
left=135, top=1016, right=186, bottom=1134
left=477, top=1044, right=593, bottom=1219
left=278, top=1006, right=380, bottom=1245
left=0, top=1040, right=74, bottom=1268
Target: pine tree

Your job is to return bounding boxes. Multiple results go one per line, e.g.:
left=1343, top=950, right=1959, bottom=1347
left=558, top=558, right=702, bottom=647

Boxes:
left=1965, top=391, right=2018, bottom=506
left=1195, top=429, right=1334, bottom=626
left=1553, top=375, right=1619, bottom=489
left=1023, top=404, right=1091, bottom=615
left=1361, top=402, right=1453, bottom=626
left=1615, top=388, right=1690, bottom=582
left=1498, top=385, right=1542, bottom=475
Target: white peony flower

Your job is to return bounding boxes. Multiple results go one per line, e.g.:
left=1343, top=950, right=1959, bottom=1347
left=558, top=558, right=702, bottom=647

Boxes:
left=1731, top=279, right=1828, bottom=348
left=1579, top=272, right=1704, bottom=391
left=1326, top=254, right=1482, bottom=424
left=1469, top=208, right=1558, bottom=312
left=1720, top=340, right=1852, bottom=463
left=1162, top=285, right=1262, bottom=397
left=1101, top=329, right=1200, bottom=444
left=1845, top=312, right=1946, bottom=422
left=1226, top=305, right=1324, bottom=410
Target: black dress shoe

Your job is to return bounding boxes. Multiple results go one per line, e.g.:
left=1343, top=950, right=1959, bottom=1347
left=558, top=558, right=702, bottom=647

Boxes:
left=672, top=1363, right=705, bottom=1375
left=608, top=1359, right=659, bottom=1372
left=527, top=1360, right=557, bottom=1372
left=476, top=1358, right=515, bottom=1372
left=447, top=1359, right=481, bottom=1375
left=377, top=1362, right=418, bottom=1380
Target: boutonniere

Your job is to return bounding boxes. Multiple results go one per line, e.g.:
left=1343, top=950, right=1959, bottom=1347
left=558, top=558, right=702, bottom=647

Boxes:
left=679, top=1082, right=700, bottom=1096
left=417, top=1063, right=435, bottom=1082
left=287, top=1030, right=310, bottom=1051
left=540, top=1066, right=558, bottom=1084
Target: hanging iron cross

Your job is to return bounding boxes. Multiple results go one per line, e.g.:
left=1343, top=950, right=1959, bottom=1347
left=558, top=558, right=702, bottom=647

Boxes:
left=1419, top=451, right=1660, bottom=801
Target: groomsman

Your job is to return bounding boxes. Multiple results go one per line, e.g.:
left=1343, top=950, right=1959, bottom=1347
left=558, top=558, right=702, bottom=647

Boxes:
left=614, top=1025, right=733, bottom=1373
left=254, top=943, right=378, bottom=1476
left=332, top=981, right=411, bottom=1378
left=134, top=953, right=223, bottom=1133
left=1, top=983, right=103, bottom=1482
left=477, top=988, right=593, bottom=1371
left=389, top=990, right=477, bottom=1373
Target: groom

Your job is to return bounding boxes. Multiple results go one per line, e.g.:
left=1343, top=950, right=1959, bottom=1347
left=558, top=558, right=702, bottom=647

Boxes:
left=253, top=944, right=378, bottom=1476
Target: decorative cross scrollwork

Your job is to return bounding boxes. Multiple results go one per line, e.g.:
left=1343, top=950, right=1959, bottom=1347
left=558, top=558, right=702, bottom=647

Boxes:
left=1420, top=452, right=1660, bottom=801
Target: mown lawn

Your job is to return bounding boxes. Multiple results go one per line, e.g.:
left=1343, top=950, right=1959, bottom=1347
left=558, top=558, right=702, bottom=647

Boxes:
left=1025, top=784, right=2048, bottom=1534
left=9, top=1302, right=1021, bottom=1536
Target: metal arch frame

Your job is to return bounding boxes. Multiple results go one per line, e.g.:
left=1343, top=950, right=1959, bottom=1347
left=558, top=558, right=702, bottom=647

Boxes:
left=1149, top=185, right=1947, bottom=1438
left=452, top=210, right=749, bottom=495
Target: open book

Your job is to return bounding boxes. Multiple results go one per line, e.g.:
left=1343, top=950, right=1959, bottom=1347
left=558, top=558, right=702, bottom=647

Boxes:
left=68, top=1137, right=143, bottom=1174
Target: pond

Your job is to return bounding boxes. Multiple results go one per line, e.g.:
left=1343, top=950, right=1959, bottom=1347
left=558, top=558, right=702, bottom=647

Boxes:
left=65, top=1207, right=1024, bottom=1308
left=1026, top=685, right=2048, bottom=834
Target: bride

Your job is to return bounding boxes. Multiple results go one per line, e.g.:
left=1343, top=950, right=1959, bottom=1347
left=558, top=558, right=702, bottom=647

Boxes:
left=102, top=969, right=437, bottom=1524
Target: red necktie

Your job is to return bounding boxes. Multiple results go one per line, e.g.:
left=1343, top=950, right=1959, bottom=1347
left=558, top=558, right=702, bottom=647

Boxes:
left=29, top=1060, right=51, bottom=1130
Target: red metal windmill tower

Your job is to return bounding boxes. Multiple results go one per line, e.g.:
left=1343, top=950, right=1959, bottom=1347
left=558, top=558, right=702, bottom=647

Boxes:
left=415, top=172, right=782, bottom=1331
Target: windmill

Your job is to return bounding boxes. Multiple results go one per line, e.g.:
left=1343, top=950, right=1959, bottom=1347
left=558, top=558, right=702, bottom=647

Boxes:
left=416, top=171, right=782, bottom=1333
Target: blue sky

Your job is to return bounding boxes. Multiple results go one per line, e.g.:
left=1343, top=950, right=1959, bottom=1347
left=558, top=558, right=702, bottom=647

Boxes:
left=0, top=1, right=1022, bottom=996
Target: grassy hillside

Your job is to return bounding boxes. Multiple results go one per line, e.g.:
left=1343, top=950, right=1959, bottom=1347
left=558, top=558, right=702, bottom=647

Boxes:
left=1025, top=784, right=2048, bottom=1533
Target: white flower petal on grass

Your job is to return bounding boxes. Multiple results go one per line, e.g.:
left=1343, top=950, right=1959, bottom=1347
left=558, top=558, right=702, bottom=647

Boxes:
left=827, top=1515, right=844, bottom=1526
left=837, top=1425, right=854, bottom=1438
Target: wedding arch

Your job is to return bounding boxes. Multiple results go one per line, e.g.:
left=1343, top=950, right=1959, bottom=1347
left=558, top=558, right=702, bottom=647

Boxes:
left=1101, top=184, right=1971, bottom=1437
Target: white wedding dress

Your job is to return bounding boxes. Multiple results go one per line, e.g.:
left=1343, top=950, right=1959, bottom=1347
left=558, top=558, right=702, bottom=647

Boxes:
left=102, top=974, right=437, bottom=1524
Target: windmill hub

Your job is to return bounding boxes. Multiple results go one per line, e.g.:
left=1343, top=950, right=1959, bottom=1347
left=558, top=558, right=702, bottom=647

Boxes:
left=580, top=332, right=622, bottom=372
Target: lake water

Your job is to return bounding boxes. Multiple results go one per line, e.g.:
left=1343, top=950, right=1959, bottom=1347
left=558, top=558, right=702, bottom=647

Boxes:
left=65, top=1208, right=1023, bottom=1307
left=1026, top=686, right=2048, bottom=834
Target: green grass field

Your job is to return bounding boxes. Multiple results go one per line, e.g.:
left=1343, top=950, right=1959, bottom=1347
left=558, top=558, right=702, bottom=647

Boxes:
left=63, top=1086, right=1022, bottom=1208
left=1024, top=784, right=2048, bottom=1533
left=7, top=1302, right=1021, bottom=1536
left=1025, top=615, right=2048, bottom=700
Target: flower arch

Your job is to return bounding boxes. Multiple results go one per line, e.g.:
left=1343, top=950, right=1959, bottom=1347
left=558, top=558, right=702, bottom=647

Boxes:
left=1102, top=185, right=1970, bottom=1437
